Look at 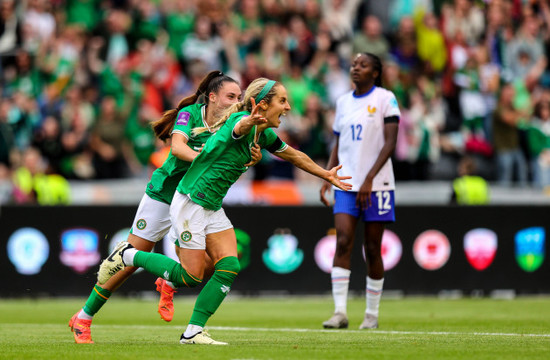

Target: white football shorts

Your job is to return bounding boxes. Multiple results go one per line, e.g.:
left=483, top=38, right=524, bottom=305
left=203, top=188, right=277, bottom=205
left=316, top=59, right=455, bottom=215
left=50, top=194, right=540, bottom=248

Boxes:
left=130, top=194, right=171, bottom=242
left=168, top=192, right=233, bottom=250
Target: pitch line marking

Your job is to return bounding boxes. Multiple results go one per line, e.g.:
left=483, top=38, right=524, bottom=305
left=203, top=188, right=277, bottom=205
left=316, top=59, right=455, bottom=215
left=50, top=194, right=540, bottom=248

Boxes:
left=6, top=324, right=550, bottom=338
left=209, top=326, right=550, bottom=338
left=98, top=324, right=550, bottom=338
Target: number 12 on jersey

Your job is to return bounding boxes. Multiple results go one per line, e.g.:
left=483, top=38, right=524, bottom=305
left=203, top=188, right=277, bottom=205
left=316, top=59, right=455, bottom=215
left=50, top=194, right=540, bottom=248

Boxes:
left=350, top=124, right=363, bottom=141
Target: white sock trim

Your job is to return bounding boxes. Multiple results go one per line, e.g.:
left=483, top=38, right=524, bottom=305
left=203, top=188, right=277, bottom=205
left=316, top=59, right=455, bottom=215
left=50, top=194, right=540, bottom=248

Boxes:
left=78, top=309, right=93, bottom=320
left=184, top=324, right=204, bottom=338
left=122, top=248, right=138, bottom=266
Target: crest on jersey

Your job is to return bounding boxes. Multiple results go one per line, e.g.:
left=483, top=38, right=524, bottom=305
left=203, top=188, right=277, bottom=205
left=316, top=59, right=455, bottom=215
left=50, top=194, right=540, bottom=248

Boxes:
left=136, top=219, right=147, bottom=230
left=180, top=231, right=192, bottom=242
left=367, top=105, right=377, bottom=117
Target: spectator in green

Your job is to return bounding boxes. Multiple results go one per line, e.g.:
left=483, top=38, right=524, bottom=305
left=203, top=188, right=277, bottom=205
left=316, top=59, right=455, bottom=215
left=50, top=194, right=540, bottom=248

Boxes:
left=527, top=99, right=550, bottom=189
left=231, top=0, right=264, bottom=60
left=130, top=0, right=162, bottom=43
left=89, top=96, right=133, bottom=179
left=5, top=50, right=43, bottom=98
left=382, top=57, right=407, bottom=108
left=492, top=83, right=528, bottom=187
left=125, top=103, right=158, bottom=176
left=281, top=64, right=315, bottom=116
left=65, top=0, right=102, bottom=32
left=162, top=0, right=196, bottom=60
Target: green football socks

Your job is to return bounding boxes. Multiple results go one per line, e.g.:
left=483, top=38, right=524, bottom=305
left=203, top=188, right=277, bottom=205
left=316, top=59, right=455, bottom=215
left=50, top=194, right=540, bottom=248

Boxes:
left=133, top=251, right=202, bottom=288
left=189, top=256, right=240, bottom=326
left=82, top=285, right=112, bottom=316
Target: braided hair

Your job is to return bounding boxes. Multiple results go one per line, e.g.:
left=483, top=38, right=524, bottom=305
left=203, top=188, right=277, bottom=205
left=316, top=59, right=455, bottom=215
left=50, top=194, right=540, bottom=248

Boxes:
left=363, top=52, right=383, bottom=87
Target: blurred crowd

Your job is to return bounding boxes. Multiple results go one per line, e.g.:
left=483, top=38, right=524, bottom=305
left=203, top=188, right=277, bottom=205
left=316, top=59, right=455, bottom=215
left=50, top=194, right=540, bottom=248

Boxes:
left=1, top=0, right=550, bottom=205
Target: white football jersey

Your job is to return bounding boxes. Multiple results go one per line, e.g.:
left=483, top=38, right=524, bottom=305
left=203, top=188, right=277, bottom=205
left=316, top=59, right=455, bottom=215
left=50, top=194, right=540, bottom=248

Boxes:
left=333, top=86, right=400, bottom=192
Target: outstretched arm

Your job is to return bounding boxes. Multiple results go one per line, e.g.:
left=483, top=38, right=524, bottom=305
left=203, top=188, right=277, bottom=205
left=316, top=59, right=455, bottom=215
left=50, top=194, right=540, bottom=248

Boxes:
left=233, top=98, right=267, bottom=137
left=275, top=145, right=351, bottom=191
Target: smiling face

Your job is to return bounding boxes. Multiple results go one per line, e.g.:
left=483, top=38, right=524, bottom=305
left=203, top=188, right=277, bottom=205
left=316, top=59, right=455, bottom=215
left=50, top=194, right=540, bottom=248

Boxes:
left=210, top=81, right=242, bottom=112
left=350, top=53, right=378, bottom=87
left=262, top=85, right=291, bottom=128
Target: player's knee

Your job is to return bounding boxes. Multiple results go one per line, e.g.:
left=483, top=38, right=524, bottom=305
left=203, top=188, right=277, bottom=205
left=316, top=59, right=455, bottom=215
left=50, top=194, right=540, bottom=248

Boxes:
left=214, top=256, right=240, bottom=281
left=364, top=242, right=381, bottom=256
left=173, top=267, right=203, bottom=288
left=336, top=234, right=354, bottom=250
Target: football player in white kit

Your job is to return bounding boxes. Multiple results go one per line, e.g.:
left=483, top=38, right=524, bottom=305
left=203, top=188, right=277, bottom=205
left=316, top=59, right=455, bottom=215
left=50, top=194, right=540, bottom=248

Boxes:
left=320, top=53, right=400, bottom=329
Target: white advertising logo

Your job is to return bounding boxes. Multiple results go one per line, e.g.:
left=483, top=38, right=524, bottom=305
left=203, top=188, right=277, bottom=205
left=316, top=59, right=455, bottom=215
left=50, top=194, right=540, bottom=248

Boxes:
left=413, top=230, right=451, bottom=270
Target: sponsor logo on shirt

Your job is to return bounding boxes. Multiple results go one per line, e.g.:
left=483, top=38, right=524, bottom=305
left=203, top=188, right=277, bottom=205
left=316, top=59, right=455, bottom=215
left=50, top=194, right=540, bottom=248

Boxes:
left=197, top=192, right=205, bottom=199
left=390, top=97, right=399, bottom=109
left=176, top=111, right=190, bottom=126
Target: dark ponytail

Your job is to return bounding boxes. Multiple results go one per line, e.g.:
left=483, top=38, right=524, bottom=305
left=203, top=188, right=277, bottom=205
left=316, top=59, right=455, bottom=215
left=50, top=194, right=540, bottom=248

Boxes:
left=152, top=70, right=225, bottom=141
left=363, top=52, right=383, bottom=87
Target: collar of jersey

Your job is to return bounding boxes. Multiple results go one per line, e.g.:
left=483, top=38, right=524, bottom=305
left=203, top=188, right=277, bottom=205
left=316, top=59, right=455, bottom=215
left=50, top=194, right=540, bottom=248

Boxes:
left=352, top=85, right=376, bottom=98
left=201, top=105, right=215, bottom=133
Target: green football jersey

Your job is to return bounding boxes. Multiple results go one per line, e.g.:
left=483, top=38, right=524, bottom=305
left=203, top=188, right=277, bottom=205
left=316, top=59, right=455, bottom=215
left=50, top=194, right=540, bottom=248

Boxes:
left=146, top=104, right=214, bottom=204
left=178, top=111, right=287, bottom=210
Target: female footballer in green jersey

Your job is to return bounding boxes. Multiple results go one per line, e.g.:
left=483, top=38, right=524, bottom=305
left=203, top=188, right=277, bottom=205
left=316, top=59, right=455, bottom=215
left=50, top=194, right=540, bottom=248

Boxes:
left=97, top=77, right=352, bottom=345
left=69, top=71, right=262, bottom=344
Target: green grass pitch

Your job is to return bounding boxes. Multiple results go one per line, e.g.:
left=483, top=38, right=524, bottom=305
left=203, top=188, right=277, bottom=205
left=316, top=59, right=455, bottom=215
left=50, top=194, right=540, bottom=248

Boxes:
left=1, top=296, right=549, bottom=359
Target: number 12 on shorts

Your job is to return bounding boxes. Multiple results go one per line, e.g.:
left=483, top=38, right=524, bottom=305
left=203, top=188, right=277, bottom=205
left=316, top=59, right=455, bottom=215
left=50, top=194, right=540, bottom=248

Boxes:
left=376, top=191, right=392, bottom=212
